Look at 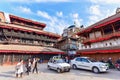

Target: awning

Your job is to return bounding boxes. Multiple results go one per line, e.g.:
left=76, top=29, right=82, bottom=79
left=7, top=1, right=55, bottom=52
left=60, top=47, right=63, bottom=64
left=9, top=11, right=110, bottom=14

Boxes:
left=0, top=44, right=65, bottom=54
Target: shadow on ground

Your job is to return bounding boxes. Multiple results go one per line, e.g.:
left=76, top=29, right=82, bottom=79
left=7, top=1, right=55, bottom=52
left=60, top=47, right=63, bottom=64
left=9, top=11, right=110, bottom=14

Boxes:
left=0, top=71, right=15, bottom=78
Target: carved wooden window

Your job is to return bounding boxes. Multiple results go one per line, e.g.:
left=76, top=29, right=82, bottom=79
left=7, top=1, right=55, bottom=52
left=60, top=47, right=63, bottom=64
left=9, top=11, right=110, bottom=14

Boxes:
left=109, top=42, right=112, bottom=45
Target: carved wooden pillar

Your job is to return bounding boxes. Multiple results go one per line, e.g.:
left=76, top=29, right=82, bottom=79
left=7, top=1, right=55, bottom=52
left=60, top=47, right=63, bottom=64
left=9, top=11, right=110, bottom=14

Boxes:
left=0, top=55, right=3, bottom=65
left=10, top=30, right=13, bottom=42
left=101, top=28, right=104, bottom=36
left=86, top=33, right=88, bottom=39
left=11, top=54, right=14, bottom=64
left=111, top=24, right=115, bottom=33
left=94, top=31, right=96, bottom=39
left=2, top=54, right=6, bottom=65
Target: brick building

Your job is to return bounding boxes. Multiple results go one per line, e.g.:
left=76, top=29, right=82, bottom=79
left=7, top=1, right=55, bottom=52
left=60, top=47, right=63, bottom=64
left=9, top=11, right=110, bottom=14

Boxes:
left=0, top=11, right=64, bottom=65
left=77, top=9, right=120, bottom=62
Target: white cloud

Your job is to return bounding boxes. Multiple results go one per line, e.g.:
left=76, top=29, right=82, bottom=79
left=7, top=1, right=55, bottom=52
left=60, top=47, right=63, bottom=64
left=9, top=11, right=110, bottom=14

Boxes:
left=37, top=11, right=51, bottom=19
left=44, top=17, right=69, bottom=35
left=72, top=13, right=83, bottom=27
left=56, top=11, right=63, bottom=17
left=87, top=15, right=99, bottom=26
left=3, top=0, right=72, bottom=3
left=86, top=5, right=102, bottom=25
left=37, top=10, right=69, bottom=34
left=73, top=13, right=79, bottom=19
left=89, top=5, right=101, bottom=16
left=90, top=0, right=120, bottom=4
left=87, top=0, right=120, bottom=27
left=48, top=19, right=69, bottom=34
left=35, top=0, right=70, bottom=3
left=86, top=4, right=116, bottom=27
left=13, top=6, right=32, bottom=14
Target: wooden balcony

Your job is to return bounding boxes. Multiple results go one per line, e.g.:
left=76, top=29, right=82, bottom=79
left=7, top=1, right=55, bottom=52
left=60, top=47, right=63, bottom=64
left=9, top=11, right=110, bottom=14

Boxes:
left=1, top=29, right=58, bottom=42
left=11, top=21, right=43, bottom=30
left=83, top=31, right=120, bottom=44
left=0, top=40, right=54, bottom=47
left=24, top=33, right=31, bottom=39
left=3, top=29, right=12, bottom=36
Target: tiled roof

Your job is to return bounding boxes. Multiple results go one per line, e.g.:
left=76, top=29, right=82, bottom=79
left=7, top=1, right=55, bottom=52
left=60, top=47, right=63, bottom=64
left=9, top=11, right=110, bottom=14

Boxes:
left=86, top=13, right=120, bottom=30
left=77, top=13, right=120, bottom=35
left=9, top=14, right=46, bottom=28
left=0, top=44, right=64, bottom=54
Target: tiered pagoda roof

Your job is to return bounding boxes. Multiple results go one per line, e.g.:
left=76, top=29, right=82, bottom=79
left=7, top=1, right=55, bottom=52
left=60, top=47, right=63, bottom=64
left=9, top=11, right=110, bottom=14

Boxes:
left=9, top=14, right=46, bottom=28
left=77, top=13, right=120, bottom=35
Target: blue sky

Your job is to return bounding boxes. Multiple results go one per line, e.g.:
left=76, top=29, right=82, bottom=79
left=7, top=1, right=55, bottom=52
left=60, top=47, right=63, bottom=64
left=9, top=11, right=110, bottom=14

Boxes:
left=0, top=0, right=120, bottom=35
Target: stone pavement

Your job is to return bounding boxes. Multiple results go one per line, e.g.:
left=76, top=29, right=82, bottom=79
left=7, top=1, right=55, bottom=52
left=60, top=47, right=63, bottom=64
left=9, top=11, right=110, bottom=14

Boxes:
left=0, top=63, right=119, bottom=80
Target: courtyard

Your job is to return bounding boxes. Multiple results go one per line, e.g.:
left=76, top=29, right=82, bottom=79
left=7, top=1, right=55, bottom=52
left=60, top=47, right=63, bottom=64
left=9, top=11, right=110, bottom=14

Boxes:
left=0, top=63, right=119, bottom=80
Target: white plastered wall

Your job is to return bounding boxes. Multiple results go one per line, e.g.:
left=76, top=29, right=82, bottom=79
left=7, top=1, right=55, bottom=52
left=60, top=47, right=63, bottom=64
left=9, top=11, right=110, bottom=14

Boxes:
left=78, top=38, right=120, bottom=50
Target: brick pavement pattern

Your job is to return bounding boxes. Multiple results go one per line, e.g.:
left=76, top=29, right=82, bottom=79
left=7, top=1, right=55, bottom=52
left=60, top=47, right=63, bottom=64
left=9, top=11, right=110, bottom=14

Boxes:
left=0, top=63, right=119, bottom=80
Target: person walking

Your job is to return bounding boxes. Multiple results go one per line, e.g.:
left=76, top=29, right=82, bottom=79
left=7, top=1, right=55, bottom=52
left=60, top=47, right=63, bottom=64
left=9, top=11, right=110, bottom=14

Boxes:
left=32, top=58, right=38, bottom=73
left=65, top=56, right=69, bottom=63
left=116, top=58, right=120, bottom=63
left=25, top=59, right=32, bottom=75
left=107, top=58, right=114, bottom=69
left=15, top=59, right=24, bottom=78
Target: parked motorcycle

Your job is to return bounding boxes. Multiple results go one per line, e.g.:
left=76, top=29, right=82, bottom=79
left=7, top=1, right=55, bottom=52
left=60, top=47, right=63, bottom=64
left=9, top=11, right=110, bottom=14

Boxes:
left=115, top=63, right=120, bottom=71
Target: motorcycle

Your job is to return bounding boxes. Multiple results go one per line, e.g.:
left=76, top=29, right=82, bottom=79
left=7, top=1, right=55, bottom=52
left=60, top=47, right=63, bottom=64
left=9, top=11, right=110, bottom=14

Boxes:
left=115, top=63, right=120, bottom=71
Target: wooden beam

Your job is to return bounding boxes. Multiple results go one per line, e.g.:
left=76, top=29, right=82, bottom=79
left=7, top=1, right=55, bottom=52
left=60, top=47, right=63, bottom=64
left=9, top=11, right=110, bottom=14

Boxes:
left=101, top=28, right=104, bottom=36
left=111, top=24, right=115, bottom=33
left=2, top=54, right=6, bottom=65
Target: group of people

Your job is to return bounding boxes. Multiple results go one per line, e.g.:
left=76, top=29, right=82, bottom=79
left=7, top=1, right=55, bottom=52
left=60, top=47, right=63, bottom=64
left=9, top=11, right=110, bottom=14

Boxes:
left=15, top=58, right=39, bottom=78
left=100, top=57, right=120, bottom=69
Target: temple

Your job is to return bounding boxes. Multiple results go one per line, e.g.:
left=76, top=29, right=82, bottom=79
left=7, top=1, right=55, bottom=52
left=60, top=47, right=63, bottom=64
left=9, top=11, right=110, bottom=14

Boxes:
left=77, top=9, right=120, bottom=62
left=0, top=11, right=64, bottom=65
